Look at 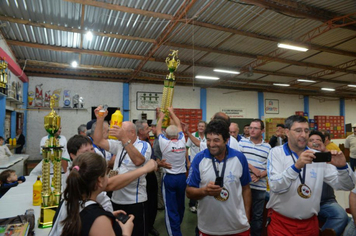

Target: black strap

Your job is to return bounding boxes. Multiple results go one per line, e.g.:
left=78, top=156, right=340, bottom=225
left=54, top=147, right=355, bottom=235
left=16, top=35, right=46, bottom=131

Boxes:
left=287, top=145, right=307, bottom=184
left=117, top=148, right=127, bottom=168
left=211, top=150, right=228, bottom=186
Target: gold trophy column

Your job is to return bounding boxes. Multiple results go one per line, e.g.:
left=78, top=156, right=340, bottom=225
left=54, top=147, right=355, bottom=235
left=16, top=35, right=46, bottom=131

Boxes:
left=39, top=95, right=62, bottom=228
left=161, top=50, right=180, bottom=128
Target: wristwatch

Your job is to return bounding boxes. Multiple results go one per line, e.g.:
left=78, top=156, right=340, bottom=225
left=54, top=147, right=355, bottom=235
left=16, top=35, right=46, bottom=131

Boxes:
left=123, top=140, right=131, bottom=148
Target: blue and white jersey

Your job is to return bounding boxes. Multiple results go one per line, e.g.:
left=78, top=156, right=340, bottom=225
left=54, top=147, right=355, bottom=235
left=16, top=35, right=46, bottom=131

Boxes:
left=187, top=146, right=251, bottom=235
left=186, top=131, right=206, bottom=162
left=159, top=131, right=186, bottom=174
left=267, top=143, right=355, bottom=219
left=109, top=137, right=151, bottom=204
left=237, top=138, right=271, bottom=190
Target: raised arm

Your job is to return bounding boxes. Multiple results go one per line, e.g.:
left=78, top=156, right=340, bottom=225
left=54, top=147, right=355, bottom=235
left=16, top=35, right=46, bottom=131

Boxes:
left=167, top=107, right=182, bottom=132
left=156, top=111, right=165, bottom=136
left=184, top=123, right=201, bottom=147
left=93, top=106, right=110, bottom=151
left=106, top=159, right=157, bottom=191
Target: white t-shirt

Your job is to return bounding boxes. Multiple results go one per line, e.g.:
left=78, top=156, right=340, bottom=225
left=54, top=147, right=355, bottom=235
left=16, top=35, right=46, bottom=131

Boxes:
left=158, top=131, right=186, bottom=174
left=0, top=145, right=12, bottom=158
left=186, top=132, right=206, bottom=162
left=40, top=135, right=70, bottom=161
left=267, top=144, right=355, bottom=219
left=186, top=146, right=251, bottom=235
left=200, top=135, right=239, bottom=151
left=345, top=134, right=356, bottom=159
left=109, top=138, right=151, bottom=204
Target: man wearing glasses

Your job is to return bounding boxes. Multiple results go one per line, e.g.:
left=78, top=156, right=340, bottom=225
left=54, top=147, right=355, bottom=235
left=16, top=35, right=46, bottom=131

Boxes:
left=237, top=119, right=271, bottom=236
left=266, top=115, right=355, bottom=236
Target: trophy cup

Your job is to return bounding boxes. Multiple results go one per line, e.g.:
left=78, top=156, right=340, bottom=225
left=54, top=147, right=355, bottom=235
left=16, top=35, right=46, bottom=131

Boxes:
left=38, top=95, right=62, bottom=228
left=160, top=50, right=180, bottom=128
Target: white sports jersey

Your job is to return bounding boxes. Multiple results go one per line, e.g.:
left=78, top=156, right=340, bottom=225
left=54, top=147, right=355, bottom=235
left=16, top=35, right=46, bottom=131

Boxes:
left=187, top=146, right=251, bottom=235
left=40, top=135, right=70, bottom=161
left=159, top=131, right=186, bottom=174
left=200, top=135, right=239, bottom=152
left=267, top=143, right=355, bottom=219
left=186, top=131, right=206, bottom=162
left=237, top=138, right=271, bottom=190
left=109, top=138, right=151, bottom=204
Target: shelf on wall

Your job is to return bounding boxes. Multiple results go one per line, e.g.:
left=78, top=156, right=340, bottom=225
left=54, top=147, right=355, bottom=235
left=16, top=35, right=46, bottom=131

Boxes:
left=6, top=97, right=23, bottom=105
left=28, top=107, right=87, bottom=113
left=0, top=92, right=7, bottom=98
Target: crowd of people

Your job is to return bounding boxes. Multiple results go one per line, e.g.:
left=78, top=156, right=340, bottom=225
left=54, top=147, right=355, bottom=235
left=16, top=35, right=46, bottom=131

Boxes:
left=2, top=105, right=356, bottom=236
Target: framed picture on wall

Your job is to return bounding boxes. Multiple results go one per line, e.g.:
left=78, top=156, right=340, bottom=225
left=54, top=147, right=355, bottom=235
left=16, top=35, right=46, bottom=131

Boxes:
left=265, top=99, right=279, bottom=114
left=136, top=91, right=162, bottom=110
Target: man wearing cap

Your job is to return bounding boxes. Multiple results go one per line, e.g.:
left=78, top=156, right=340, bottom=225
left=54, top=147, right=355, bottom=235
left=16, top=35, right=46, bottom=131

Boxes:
left=269, top=124, right=288, bottom=148
left=267, top=115, right=355, bottom=236
left=345, top=123, right=356, bottom=171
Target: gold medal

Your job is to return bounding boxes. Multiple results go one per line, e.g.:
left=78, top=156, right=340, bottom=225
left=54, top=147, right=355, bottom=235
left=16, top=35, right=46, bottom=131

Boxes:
left=214, top=187, right=229, bottom=201
left=297, top=184, right=312, bottom=199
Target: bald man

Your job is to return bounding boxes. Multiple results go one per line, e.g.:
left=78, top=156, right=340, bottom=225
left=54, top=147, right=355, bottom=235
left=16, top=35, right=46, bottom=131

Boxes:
left=93, top=106, right=151, bottom=236
left=230, top=122, right=242, bottom=142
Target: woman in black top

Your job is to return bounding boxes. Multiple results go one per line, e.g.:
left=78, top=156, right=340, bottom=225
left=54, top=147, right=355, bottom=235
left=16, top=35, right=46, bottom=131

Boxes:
left=61, top=152, right=134, bottom=236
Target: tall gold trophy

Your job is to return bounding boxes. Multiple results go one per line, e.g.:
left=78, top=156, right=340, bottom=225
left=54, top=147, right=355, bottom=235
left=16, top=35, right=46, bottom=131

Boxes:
left=39, top=95, right=62, bottom=228
left=161, top=50, right=180, bottom=128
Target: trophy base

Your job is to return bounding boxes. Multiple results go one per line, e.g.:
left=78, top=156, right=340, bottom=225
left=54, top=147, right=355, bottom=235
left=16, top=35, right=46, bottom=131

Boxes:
left=38, top=205, right=58, bottom=228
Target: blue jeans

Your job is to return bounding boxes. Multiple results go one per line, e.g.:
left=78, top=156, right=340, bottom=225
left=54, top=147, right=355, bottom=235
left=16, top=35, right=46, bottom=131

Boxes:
left=318, top=201, right=349, bottom=236
left=343, top=219, right=356, bottom=236
left=250, top=189, right=266, bottom=236
left=350, top=158, right=356, bottom=171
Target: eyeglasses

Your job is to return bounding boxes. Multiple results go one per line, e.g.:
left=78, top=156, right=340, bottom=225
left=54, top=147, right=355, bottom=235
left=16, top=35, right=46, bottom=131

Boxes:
left=248, top=127, right=261, bottom=130
left=291, top=128, right=310, bottom=134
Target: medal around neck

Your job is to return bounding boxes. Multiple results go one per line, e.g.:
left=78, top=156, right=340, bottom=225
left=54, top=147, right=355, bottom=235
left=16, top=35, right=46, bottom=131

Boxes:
left=214, top=187, right=229, bottom=201
left=297, top=184, right=312, bottom=199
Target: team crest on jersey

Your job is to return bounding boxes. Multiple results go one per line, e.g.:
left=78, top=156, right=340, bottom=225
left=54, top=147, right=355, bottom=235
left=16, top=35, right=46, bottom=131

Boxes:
left=310, top=169, right=317, bottom=178
left=226, top=171, right=236, bottom=183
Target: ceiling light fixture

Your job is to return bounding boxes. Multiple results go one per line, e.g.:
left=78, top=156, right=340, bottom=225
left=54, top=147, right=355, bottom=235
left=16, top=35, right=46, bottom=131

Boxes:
left=213, top=69, right=240, bottom=74
left=278, top=43, right=308, bottom=52
left=347, top=84, right=356, bottom=88
left=195, top=75, right=220, bottom=80
left=273, top=83, right=290, bottom=87
left=71, top=61, right=78, bottom=68
left=297, top=79, right=316, bottom=83
left=321, top=88, right=335, bottom=91
left=85, top=31, right=93, bottom=41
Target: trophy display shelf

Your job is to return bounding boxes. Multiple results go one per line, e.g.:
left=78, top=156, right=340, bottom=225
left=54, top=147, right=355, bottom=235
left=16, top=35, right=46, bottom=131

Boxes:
left=0, top=91, right=6, bottom=97
left=6, top=96, right=23, bottom=105
left=28, top=106, right=87, bottom=113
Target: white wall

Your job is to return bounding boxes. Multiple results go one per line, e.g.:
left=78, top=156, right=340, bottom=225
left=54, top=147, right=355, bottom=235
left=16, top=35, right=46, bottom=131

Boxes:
left=129, top=83, right=201, bottom=121
left=206, top=89, right=259, bottom=120
left=309, top=97, right=340, bottom=117
left=27, top=76, right=123, bottom=160
left=345, top=99, right=356, bottom=125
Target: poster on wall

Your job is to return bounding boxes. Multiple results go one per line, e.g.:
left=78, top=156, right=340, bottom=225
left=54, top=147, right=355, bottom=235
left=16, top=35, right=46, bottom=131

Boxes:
left=265, top=99, right=279, bottom=114
left=136, top=91, right=162, bottom=110
left=221, top=108, right=245, bottom=118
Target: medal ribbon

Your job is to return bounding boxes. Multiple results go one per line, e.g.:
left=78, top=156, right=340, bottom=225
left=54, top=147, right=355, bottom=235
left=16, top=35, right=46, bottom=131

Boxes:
left=287, top=145, right=307, bottom=185
left=211, top=150, right=228, bottom=186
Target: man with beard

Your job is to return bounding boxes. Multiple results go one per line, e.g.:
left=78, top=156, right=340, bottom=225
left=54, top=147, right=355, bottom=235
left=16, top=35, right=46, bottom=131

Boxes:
left=186, top=119, right=251, bottom=236
left=266, top=115, right=355, bottom=236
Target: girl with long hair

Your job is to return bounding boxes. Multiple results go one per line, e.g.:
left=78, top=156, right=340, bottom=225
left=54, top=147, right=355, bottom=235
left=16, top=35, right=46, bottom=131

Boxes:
left=61, top=152, right=134, bottom=236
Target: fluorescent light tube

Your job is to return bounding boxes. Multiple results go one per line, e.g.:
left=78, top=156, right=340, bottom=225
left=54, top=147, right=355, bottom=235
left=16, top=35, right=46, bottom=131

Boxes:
left=273, top=83, right=290, bottom=87
left=321, top=88, right=335, bottom=91
left=195, top=75, right=220, bottom=80
left=347, top=84, right=356, bottom=88
left=278, top=43, right=308, bottom=52
left=213, top=69, right=240, bottom=74
left=71, top=61, right=78, bottom=68
left=85, top=31, right=93, bottom=41
left=297, top=79, right=316, bottom=83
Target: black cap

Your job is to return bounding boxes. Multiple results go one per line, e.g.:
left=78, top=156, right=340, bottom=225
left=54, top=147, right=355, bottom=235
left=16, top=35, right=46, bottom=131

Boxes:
left=86, top=119, right=97, bottom=130
left=276, top=124, right=285, bottom=128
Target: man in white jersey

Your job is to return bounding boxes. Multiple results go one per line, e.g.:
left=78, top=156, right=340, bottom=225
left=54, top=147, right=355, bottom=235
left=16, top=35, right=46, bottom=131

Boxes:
left=266, top=115, right=355, bottom=236
left=157, top=107, right=186, bottom=236
left=88, top=120, right=114, bottom=163
left=93, top=106, right=151, bottom=236
left=186, top=119, right=251, bottom=236
left=185, top=112, right=239, bottom=151
left=186, top=120, right=206, bottom=213
left=237, top=119, right=271, bottom=236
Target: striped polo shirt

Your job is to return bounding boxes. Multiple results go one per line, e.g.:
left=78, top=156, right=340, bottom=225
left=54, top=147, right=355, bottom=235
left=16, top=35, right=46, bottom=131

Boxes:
left=237, top=138, right=271, bottom=190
